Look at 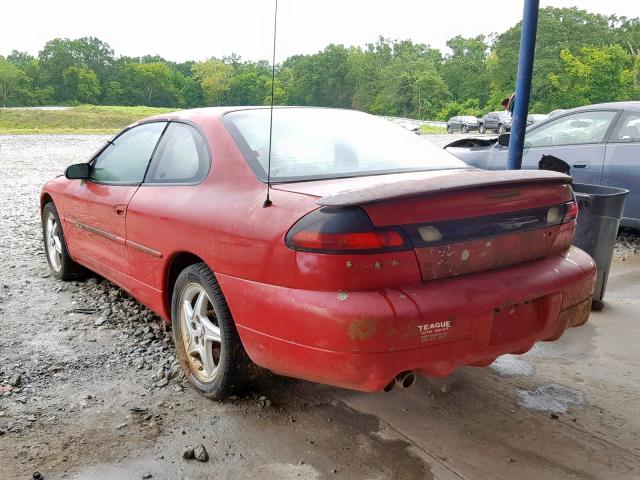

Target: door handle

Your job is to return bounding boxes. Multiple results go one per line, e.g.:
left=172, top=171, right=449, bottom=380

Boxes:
left=573, top=161, right=590, bottom=169
left=114, top=205, right=126, bottom=217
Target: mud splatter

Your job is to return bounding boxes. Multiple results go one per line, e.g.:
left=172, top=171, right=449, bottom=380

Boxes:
left=337, top=291, right=349, bottom=301
left=491, top=355, right=535, bottom=376
left=518, top=384, right=585, bottom=413
left=349, top=318, right=379, bottom=340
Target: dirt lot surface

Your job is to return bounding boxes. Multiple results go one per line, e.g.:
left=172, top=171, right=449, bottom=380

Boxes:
left=1, top=134, right=639, bottom=480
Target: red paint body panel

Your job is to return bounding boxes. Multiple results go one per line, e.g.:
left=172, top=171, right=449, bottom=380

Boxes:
left=415, top=223, right=566, bottom=281
left=221, top=247, right=595, bottom=391
left=40, top=107, right=597, bottom=392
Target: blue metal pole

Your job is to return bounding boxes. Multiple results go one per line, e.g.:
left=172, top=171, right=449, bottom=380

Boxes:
left=507, top=0, right=540, bottom=170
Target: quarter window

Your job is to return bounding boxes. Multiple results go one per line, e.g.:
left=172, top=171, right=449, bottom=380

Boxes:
left=91, top=122, right=166, bottom=183
left=145, top=123, right=209, bottom=184
left=613, top=113, right=640, bottom=143
left=524, top=111, right=617, bottom=148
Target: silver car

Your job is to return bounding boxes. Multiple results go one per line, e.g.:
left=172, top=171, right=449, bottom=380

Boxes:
left=445, top=102, right=640, bottom=228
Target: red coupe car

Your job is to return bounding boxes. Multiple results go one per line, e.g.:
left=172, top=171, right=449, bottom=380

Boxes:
left=41, top=107, right=596, bottom=398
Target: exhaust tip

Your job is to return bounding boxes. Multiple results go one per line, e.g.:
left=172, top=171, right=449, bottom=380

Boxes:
left=396, top=371, right=416, bottom=389
left=383, top=379, right=396, bottom=392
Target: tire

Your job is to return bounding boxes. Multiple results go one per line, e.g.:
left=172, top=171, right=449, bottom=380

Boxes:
left=498, top=124, right=505, bottom=134
left=461, top=125, right=469, bottom=134
left=42, top=202, right=85, bottom=280
left=172, top=262, right=251, bottom=400
left=479, top=124, right=486, bottom=134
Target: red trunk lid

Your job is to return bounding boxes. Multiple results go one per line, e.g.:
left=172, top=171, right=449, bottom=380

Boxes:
left=275, top=169, right=576, bottom=281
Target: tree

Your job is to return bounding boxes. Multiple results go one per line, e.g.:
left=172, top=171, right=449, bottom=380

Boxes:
left=0, top=57, right=24, bottom=107
left=437, top=98, right=483, bottom=121
left=38, top=37, right=114, bottom=103
left=103, top=80, right=125, bottom=104
left=283, top=44, right=355, bottom=108
left=127, top=62, right=177, bottom=106
left=413, top=69, right=451, bottom=119
left=548, top=45, right=636, bottom=107
left=441, top=35, right=489, bottom=104
left=62, top=66, right=101, bottom=104
left=489, top=7, right=615, bottom=111
left=180, top=77, right=204, bottom=108
left=192, top=59, right=232, bottom=106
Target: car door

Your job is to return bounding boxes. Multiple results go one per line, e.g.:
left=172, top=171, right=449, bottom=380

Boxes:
left=488, top=110, right=620, bottom=183
left=64, top=122, right=167, bottom=285
left=124, top=121, right=212, bottom=310
left=603, top=111, right=640, bottom=226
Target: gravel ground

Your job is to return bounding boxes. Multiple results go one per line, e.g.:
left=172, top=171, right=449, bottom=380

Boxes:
left=0, top=133, right=639, bottom=480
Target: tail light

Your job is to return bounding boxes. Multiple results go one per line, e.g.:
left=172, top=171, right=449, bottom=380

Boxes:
left=286, top=207, right=410, bottom=254
left=562, top=200, right=578, bottom=223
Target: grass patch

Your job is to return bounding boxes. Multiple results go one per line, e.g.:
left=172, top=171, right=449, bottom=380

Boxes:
left=420, top=124, right=447, bottom=134
left=0, top=105, right=177, bottom=134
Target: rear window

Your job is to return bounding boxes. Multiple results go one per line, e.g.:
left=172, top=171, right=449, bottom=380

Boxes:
left=224, top=108, right=468, bottom=182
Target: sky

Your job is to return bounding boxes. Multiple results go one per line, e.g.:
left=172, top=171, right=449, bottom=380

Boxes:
left=1, top=0, right=638, bottom=62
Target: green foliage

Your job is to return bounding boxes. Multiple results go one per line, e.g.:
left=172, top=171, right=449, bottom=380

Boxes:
left=125, top=62, right=178, bottom=107
left=192, top=59, right=232, bottom=106
left=441, top=35, right=490, bottom=104
left=437, top=98, right=484, bottom=121
left=0, top=57, right=24, bottom=107
left=0, top=105, right=174, bottom=134
left=62, top=66, right=101, bottom=104
left=2, top=7, right=640, bottom=118
left=548, top=45, right=637, bottom=107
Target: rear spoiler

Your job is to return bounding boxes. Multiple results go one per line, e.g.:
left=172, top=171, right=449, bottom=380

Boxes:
left=317, top=169, right=572, bottom=207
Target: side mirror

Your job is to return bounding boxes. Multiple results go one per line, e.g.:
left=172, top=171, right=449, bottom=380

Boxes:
left=65, top=163, right=91, bottom=180
left=497, top=133, right=510, bottom=146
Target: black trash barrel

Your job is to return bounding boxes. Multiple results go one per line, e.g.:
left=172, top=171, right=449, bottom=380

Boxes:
left=572, top=183, right=629, bottom=310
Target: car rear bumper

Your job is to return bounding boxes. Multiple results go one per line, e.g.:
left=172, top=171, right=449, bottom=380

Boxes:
left=218, top=247, right=596, bottom=392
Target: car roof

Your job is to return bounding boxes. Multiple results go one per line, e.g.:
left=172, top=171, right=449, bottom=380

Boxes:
left=138, top=105, right=338, bottom=127
left=564, top=101, right=640, bottom=113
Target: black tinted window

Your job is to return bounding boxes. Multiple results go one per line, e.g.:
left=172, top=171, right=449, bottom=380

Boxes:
left=145, top=123, right=209, bottom=183
left=91, top=123, right=166, bottom=183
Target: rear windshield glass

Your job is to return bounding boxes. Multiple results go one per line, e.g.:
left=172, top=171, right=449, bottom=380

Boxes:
left=224, top=108, right=468, bottom=182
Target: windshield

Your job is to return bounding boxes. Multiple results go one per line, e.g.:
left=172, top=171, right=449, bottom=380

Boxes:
left=224, top=108, right=468, bottom=182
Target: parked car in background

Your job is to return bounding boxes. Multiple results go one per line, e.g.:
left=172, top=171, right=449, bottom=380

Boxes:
left=445, top=102, right=640, bottom=228
left=478, top=111, right=512, bottom=134
left=447, top=116, right=479, bottom=134
left=40, top=106, right=595, bottom=399
left=527, top=114, right=549, bottom=126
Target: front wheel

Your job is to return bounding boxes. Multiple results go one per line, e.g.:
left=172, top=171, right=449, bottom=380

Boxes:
left=498, top=124, right=505, bottom=134
left=461, top=125, right=469, bottom=134
left=42, top=202, right=85, bottom=280
left=478, top=124, right=486, bottom=134
left=172, top=262, right=251, bottom=399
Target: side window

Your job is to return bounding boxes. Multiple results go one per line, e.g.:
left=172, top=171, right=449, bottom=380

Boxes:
left=612, top=113, right=640, bottom=143
left=91, top=122, right=166, bottom=183
left=145, top=122, right=210, bottom=184
left=524, top=111, right=618, bottom=148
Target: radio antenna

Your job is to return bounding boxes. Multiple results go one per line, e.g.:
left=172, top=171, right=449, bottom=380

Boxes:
left=263, top=0, right=278, bottom=208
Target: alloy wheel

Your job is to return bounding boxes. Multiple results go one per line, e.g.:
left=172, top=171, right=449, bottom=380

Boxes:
left=45, top=213, right=63, bottom=272
left=179, top=283, right=222, bottom=382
